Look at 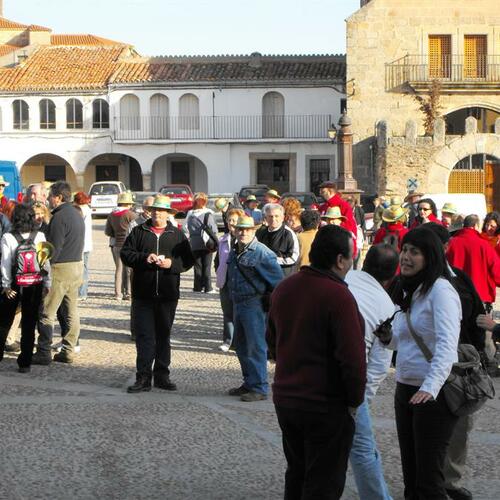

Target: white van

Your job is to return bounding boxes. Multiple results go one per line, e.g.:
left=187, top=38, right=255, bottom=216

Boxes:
left=423, top=193, right=488, bottom=221
left=89, top=181, right=127, bottom=216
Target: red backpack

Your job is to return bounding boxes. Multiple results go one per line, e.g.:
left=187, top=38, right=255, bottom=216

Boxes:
left=12, top=231, right=43, bottom=287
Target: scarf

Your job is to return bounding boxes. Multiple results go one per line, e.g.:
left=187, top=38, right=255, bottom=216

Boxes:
left=393, top=270, right=427, bottom=311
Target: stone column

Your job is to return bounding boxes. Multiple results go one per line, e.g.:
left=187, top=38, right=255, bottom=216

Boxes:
left=142, top=174, right=152, bottom=191
left=335, top=113, right=363, bottom=200
left=75, top=173, right=85, bottom=191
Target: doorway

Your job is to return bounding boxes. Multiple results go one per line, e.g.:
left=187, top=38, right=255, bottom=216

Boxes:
left=171, top=161, right=190, bottom=185
left=257, top=159, right=290, bottom=193
left=96, top=165, right=118, bottom=182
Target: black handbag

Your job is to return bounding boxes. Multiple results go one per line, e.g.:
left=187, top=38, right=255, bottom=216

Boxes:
left=200, top=213, right=219, bottom=252
left=405, top=311, right=495, bottom=417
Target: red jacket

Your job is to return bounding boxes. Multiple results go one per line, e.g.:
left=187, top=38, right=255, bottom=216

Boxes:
left=0, top=195, right=8, bottom=210
left=447, top=228, right=500, bottom=303
left=267, top=266, right=366, bottom=410
left=373, top=223, right=408, bottom=249
left=320, top=194, right=358, bottom=236
left=409, top=213, right=441, bottom=229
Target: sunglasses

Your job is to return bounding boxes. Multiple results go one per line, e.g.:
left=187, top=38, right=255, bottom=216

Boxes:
left=418, top=207, right=432, bottom=211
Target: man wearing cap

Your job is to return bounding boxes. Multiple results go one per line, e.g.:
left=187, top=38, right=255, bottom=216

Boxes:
left=0, top=175, right=10, bottom=210
left=373, top=204, right=409, bottom=250
left=121, top=195, right=194, bottom=393
left=318, top=181, right=357, bottom=236
left=264, top=189, right=281, bottom=205
left=105, top=192, right=137, bottom=300
left=256, top=203, right=299, bottom=277
left=403, top=191, right=423, bottom=228
left=227, top=215, right=283, bottom=402
left=244, top=195, right=263, bottom=224
left=441, top=202, right=458, bottom=228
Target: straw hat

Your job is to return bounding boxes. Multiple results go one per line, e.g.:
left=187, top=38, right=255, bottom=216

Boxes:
left=0, top=175, right=10, bottom=186
left=36, top=241, right=55, bottom=267
left=321, top=206, right=346, bottom=220
left=404, top=191, right=423, bottom=203
left=389, top=195, right=403, bottom=207
left=214, top=198, right=228, bottom=211
left=382, top=205, right=408, bottom=223
left=234, top=215, right=261, bottom=229
left=246, top=194, right=257, bottom=202
left=117, top=191, right=134, bottom=205
left=266, top=189, right=281, bottom=200
left=441, top=202, right=458, bottom=215
left=150, top=194, right=178, bottom=213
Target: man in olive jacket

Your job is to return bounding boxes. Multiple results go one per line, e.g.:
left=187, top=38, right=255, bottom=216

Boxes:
left=121, top=195, right=194, bottom=393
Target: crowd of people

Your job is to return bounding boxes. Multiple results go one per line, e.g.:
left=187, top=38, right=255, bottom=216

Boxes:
left=1, top=177, right=500, bottom=499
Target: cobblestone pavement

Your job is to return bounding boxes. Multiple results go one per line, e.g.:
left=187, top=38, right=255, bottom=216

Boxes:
left=0, top=220, right=499, bottom=499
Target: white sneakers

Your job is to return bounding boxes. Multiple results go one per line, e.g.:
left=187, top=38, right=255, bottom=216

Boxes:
left=53, top=342, right=81, bottom=354
left=218, top=342, right=231, bottom=352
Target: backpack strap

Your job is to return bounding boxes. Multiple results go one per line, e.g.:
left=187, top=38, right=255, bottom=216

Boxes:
left=405, top=310, right=433, bottom=362
left=12, top=232, right=24, bottom=244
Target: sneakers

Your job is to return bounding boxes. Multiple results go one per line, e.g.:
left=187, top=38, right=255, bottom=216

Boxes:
left=218, top=342, right=231, bottom=353
left=204, top=290, right=217, bottom=294
left=54, top=342, right=80, bottom=354
left=53, top=351, right=74, bottom=364
left=240, top=391, right=267, bottom=402
left=4, top=341, right=20, bottom=353
left=127, top=377, right=152, bottom=393
left=31, top=351, right=52, bottom=365
left=228, top=385, right=251, bottom=396
left=153, top=377, right=177, bottom=391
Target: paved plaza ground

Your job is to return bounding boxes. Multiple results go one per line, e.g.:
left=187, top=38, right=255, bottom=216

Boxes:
left=0, top=220, right=499, bottom=499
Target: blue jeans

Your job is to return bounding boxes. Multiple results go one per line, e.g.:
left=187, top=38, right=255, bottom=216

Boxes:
left=233, top=297, right=268, bottom=394
left=219, top=284, right=234, bottom=345
left=78, top=252, right=90, bottom=299
left=350, top=399, right=393, bottom=500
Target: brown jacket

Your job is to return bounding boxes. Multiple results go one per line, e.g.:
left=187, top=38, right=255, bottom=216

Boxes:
left=105, top=208, right=137, bottom=247
left=296, top=229, right=317, bottom=269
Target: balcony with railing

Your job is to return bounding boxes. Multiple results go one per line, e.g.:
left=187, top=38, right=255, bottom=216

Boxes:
left=385, top=54, right=500, bottom=91
left=113, top=114, right=333, bottom=141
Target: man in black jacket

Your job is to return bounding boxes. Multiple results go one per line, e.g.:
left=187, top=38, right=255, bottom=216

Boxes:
left=121, top=195, right=194, bottom=393
left=33, top=181, right=85, bottom=365
left=256, top=203, right=299, bottom=276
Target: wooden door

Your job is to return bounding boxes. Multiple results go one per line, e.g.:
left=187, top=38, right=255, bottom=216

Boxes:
left=485, top=161, right=500, bottom=212
left=171, top=161, right=190, bottom=185
left=464, top=35, right=487, bottom=79
left=429, top=35, right=451, bottom=78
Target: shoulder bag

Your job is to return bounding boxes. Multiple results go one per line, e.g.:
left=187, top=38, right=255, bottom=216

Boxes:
left=200, top=213, right=219, bottom=253
left=405, top=311, right=495, bottom=417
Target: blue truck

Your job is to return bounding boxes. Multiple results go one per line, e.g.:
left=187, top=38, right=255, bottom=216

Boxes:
left=0, top=160, right=22, bottom=201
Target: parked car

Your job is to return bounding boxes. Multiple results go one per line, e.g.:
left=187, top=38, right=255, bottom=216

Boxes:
left=238, top=184, right=269, bottom=206
left=132, top=191, right=158, bottom=215
left=89, top=181, right=127, bottom=216
left=207, top=193, right=233, bottom=231
left=159, top=184, right=194, bottom=216
left=0, top=160, right=23, bottom=201
left=281, top=191, right=320, bottom=211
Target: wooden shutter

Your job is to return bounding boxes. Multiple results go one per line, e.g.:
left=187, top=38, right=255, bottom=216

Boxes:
left=464, top=35, right=487, bottom=78
left=429, top=35, right=451, bottom=78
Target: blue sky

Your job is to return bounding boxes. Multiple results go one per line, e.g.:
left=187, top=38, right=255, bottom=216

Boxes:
left=7, top=0, right=360, bottom=56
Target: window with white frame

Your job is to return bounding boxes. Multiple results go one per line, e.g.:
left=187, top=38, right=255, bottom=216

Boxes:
left=179, top=93, right=199, bottom=130
left=39, top=99, right=56, bottom=129
left=66, top=99, right=83, bottom=129
left=150, top=93, right=169, bottom=138
left=262, top=91, right=285, bottom=138
left=120, top=94, right=140, bottom=130
left=13, top=100, right=29, bottom=130
left=92, top=99, right=109, bottom=129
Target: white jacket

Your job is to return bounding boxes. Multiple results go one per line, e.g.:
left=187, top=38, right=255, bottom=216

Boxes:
left=81, top=204, right=93, bottom=253
left=390, top=278, right=461, bottom=399
left=1, top=231, right=51, bottom=289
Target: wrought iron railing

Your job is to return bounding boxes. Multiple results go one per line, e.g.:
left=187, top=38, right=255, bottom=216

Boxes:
left=114, top=114, right=333, bottom=141
left=386, top=54, right=500, bottom=89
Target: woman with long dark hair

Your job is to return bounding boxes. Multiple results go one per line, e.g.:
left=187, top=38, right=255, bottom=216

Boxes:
left=0, top=204, right=50, bottom=372
left=409, top=198, right=441, bottom=229
left=480, top=211, right=500, bottom=255
left=376, top=227, right=461, bottom=499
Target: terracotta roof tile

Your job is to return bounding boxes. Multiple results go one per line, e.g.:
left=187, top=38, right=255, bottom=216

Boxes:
left=111, top=55, right=346, bottom=84
left=0, top=17, right=51, bottom=32
left=51, top=34, right=126, bottom=46
left=0, top=46, right=127, bottom=91
left=0, top=44, right=18, bottom=57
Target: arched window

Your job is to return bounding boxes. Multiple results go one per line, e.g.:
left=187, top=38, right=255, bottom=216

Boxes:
left=446, top=107, right=500, bottom=135
left=150, top=94, right=169, bottom=138
left=92, top=99, right=109, bottom=129
left=39, top=99, right=56, bottom=129
left=66, top=98, right=83, bottom=129
left=179, top=93, right=199, bottom=130
left=120, top=94, right=140, bottom=130
left=262, top=91, right=284, bottom=138
left=13, top=100, right=29, bottom=130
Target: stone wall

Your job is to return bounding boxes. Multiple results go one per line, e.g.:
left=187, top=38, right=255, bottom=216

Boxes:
left=347, top=0, right=500, bottom=193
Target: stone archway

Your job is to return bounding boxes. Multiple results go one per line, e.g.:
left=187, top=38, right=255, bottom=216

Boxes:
left=84, top=153, right=143, bottom=192
left=427, top=133, right=500, bottom=194
left=151, top=153, right=208, bottom=192
left=21, top=153, right=76, bottom=190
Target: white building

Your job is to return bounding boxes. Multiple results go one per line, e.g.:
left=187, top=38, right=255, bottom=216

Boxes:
left=0, top=14, right=345, bottom=194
